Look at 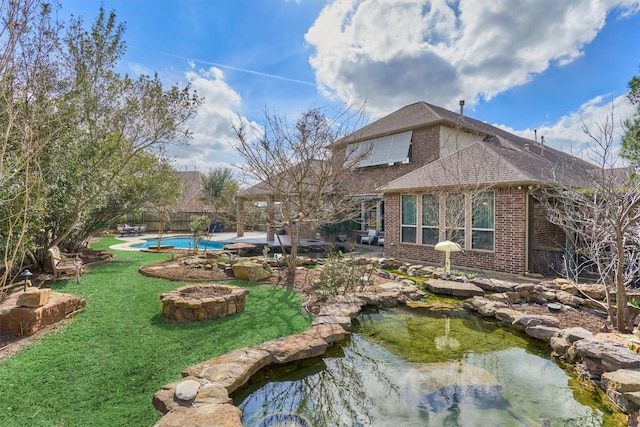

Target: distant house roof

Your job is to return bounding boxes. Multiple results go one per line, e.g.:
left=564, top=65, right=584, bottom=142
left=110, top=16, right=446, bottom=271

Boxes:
left=177, top=171, right=207, bottom=212
left=381, top=137, right=590, bottom=193
left=236, top=159, right=332, bottom=199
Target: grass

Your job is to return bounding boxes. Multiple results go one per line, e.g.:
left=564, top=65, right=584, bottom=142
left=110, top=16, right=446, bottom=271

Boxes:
left=0, top=237, right=312, bottom=426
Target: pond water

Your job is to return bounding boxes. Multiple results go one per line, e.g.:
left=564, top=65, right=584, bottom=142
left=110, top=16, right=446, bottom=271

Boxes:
left=132, top=236, right=227, bottom=250
left=234, top=307, right=624, bottom=427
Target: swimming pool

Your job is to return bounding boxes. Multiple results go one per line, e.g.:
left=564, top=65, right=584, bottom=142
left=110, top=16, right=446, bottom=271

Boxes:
left=132, top=236, right=228, bottom=250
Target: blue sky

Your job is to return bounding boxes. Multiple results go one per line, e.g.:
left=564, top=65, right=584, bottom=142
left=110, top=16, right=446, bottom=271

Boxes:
left=58, top=0, right=640, bottom=172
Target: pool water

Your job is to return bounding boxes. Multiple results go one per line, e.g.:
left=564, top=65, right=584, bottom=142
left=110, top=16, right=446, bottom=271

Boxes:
left=234, top=307, right=624, bottom=426
left=132, top=236, right=227, bottom=250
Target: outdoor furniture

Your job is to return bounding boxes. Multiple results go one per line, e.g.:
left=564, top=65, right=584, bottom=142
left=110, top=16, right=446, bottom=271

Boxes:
left=47, top=245, right=83, bottom=283
left=378, top=236, right=384, bottom=246
left=361, top=229, right=378, bottom=245
left=135, top=224, right=147, bottom=235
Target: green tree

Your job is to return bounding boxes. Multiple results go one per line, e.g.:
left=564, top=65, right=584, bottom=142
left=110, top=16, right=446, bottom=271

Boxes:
left=37, top=7, right=201, bottom=253
left=201, top=167, right=239, bottom=225
left=0, top=0, right=63, bottom=289
left=621, top=70, right=640, bottom=164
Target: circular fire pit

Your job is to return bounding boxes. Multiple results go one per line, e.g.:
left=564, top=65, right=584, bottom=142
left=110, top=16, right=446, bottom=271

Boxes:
left=160, top=284, right=248, bottom=322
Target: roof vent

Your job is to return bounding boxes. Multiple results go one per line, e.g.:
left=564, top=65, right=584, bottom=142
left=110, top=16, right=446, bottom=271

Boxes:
left=459, top=100, right=465, bottom=116
left=524, top=143, right=529, bottom=151
left=540, top=136, right=545, bottom=156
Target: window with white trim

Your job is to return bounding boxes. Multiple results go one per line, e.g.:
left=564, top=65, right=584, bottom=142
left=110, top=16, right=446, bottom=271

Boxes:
left=421, top=194, right=439, bottom=245
left=445, top=194, right=466, bottom=247
left=472, top=192, right=495, bottom=250
left=401, top=194, right=417, bottom=243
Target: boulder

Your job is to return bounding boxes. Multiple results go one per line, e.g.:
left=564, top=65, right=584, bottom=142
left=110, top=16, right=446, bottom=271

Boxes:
left=0, top=292, right=86, bottom=336
left=424, top=279, right=484, bottom=298
left=259, top=333, right=329, bottom=364
left=303, top=323, right=347, bottom=344
left=512, top=314, right=559, bottom=330
left=569, top=338, right=640, bottom=376
left=16, top=288, right=52, bottom=307
left=175, top=379, right=200, bottom=401
left=494, top=308, right=524, bottom=326
left=183, top=348, right=272, bottom=393
left=525, top=325, right=561, bottom=342
left=153, top=404, right=242, bottom=427
left=231, top=261, right=271, bottom=282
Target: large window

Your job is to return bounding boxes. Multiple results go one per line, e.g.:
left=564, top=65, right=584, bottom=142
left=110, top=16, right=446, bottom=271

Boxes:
left=472, top=192, right=495, bottom=250
left=401, top=195, right=417, bottom=243
left=445, top=194, right=466, bottom=247
left=351, top=131, right=413, bottom=167
left=401, top=191, right=495, bottom=251
left=421, top=194, right=439, bottom=245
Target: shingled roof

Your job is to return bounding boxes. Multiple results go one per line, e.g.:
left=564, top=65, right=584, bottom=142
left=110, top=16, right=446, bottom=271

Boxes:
left=350, top=101, right=594, bottom=172
left=381, top=137, right=590, bottom=193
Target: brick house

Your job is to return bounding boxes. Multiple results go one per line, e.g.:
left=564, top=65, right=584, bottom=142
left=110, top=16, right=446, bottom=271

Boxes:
left=339, top=101, right=593, bottom=276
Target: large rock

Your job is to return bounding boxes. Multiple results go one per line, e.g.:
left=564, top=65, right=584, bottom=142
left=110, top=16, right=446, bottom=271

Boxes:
left=568, top=338, right=640, bottom=376
left=154, top=404, right=242, bottom=427
left=153, top=379, right=230, bottom=415
left=512, top=314, right=560, bottom=330
left=183, top=347, right=272, bottom=393
left=525, top=325, right=561, bottom=342
left=0, top=291, right=86, bottom=335
left=424, top=279, right=484, bottom=297
left=16, top=288, right=52, bottom=307
left=231, top=260, right=271, bottom=282
left=259, top=333, right=329, bottom=364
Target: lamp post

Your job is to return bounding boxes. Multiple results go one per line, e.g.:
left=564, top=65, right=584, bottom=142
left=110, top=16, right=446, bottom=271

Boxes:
left=434, top=240, right=462, bottom=276
left=20, top=269, right=33, bottom=291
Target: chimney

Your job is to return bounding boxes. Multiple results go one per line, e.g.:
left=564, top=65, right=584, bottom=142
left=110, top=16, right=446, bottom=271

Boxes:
left=540, top=136, right=545, bottom=156
left=534, top=129, right=537, bottom=142
left=459, top=99, right=465, bottom=116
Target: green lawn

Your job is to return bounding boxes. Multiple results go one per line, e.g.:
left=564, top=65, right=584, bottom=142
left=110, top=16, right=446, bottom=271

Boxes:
left=0, top=238, right=312, bottom=426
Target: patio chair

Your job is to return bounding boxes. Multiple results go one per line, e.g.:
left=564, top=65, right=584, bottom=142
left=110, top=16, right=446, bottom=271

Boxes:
left=377, top=236, right=384, bottom=246
left=47, top=245, right=84, bottom=283
left=361, top=229, right=378, bottom=245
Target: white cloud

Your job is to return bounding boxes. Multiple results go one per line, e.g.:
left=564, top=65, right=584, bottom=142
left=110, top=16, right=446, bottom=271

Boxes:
left=305, top=0, right=640, bottom=118
left=165, top=66, right=248, bottom=173
left=496, top=94, right=636, bottom=160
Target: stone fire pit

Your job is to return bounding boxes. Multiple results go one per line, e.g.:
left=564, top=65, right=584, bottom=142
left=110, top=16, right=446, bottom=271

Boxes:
left=160, top=284, right=248, bottom=322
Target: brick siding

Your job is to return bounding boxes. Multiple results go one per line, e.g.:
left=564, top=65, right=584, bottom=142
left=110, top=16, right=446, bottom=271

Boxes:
left=383, top=188, right=530, bottom=275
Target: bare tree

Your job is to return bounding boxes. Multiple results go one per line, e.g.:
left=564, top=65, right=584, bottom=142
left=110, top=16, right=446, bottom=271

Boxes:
left=232, top=106, right=368, bottom=284
left=537, top=106, right=640, bottom=332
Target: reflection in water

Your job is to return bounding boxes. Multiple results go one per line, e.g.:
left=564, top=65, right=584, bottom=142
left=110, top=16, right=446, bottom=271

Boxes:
left=235, top=307, right=624, bottom=426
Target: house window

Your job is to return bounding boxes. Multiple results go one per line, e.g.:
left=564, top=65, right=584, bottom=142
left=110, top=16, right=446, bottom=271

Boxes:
left=401, top=194, right=417, bottom=243
left=472, top=192, right=494, bottom=250
left=445, top=194, right=465, bottom=247
left=351, top=131, right=413, bottom=167
left=421, top=194, right=439, bottom=245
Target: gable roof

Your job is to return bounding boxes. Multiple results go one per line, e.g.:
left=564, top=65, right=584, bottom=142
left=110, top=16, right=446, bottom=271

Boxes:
left=350, top=101, right=594, bottom=172
left=236, top=159, right=332, bottom=199
left=381, top=137, right=590, bottom=193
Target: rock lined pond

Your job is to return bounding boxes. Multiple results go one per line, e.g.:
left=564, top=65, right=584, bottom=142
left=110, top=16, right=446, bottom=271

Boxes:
left=234, top=307, right=625, bottom=426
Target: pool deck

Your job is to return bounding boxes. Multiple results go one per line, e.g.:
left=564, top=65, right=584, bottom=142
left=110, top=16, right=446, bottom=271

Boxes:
left=110, top=232, right=337, bottom=253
